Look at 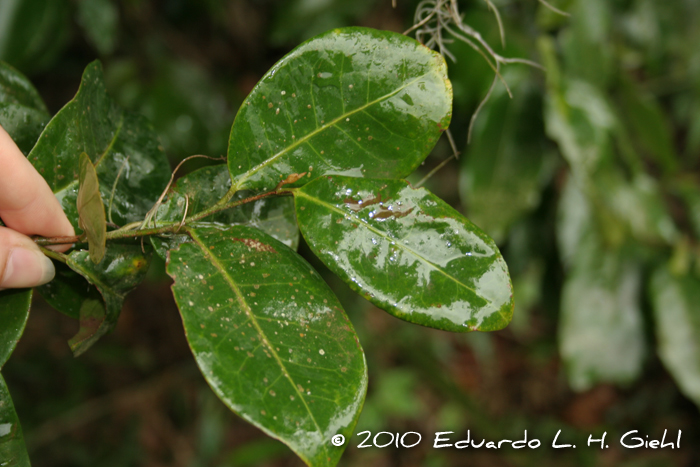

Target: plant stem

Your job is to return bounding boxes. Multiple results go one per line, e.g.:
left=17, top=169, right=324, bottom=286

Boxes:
left=39, top=246, right=68, bottom=264
left=33, top=189, right=293, bottom=246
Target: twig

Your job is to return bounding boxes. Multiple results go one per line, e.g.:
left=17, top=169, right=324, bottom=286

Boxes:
left=39, top=246, right=68, bottom=264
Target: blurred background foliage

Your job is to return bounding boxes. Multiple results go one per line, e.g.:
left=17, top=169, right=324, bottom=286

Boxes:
left=1, top=0, right=700, bottom=465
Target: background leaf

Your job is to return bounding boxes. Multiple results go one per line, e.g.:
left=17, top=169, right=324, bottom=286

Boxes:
left=559, top=250, right=645, bottom=391
left=0, top=374, right=30, bottom=467
left=65, top=244, right=151, bottom=356
left=167, top=226, right=367, bottom=467
left=650, top=266, right=700, bottom=409
left=0, top=0, right=70, bottom=74
left=459, top=71, right=557, bottom=243
left=27, top=60, right=171, bottom=232
left=76, top=0, right=119, bottom=56
left=294, top=176, right=513, bottom=332
left=0, top=289, right=31, bottom=370
left=0, top=61, right=50, bottom=154
left=149, top=164, right=299, bottom=259
left=77, top=152, right=107, bottom=264
left=227, top=27, right=452, bottom=193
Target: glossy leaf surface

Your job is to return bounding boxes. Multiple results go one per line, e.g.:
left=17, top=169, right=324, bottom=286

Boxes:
left=0, top=61, right=50, bottom=154
left=77, top=152, right=107, bottom=264
left=66, top=244, right=151, bottom=355
left=28, top=60, right=170, bottom=231
left=460, top=73, right=556, bottom=243
left=167, top=226, right=367, bottom=467
left=0, top=375, right=30, bottom=467
left=559, top=252, right=645, bottom=391
left=650, top=267, right=700, bottom=408
left=151, top=164, right=298, bottom=259
left=228, top=27, right=452, bottom=192
left=295, top=176, right=513, bottom=332
left=0, top=289, right=31, bottom=369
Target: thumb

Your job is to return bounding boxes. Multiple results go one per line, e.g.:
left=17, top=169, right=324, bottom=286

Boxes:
left=0, top=226, right=55, bottom=290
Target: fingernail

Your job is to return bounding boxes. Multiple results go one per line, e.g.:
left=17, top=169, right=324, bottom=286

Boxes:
left=1, top=247, right=55, bottom=288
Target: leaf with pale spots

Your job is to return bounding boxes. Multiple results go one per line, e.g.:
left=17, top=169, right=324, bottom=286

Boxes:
left=0, top=289, right=32, bottom=369
left=0, top=375, right=30, bottom=467
left=227, top=27, right=452, bottom=193
left=65, top=244, right=151, bottom=356
left=28, top=60, right=170, bottom=232
left=77, top=152, right=107, bottom=264
left=294, top=176, right=513, bottom=332
left=167, top=226, right=367, bottom=467
left=150, top=164, right=299, bottom=259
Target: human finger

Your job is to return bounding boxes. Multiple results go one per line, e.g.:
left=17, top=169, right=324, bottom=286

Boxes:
left=0, top=124, right=74, bottom=252
left=0, top=226, right=55, bottom=290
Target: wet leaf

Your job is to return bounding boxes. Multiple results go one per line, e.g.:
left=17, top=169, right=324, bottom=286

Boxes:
left=28, top=60, right=171, bottom=232
left=0, top=61, right=50, bottom=154
left=650, top=267, right=700, bottom=409
left=294, top=176, right=513, bottom=332
left=460, top=73, right=556, bottom=243
left=0, top=289, right=31, bottom=369
left=77, top=152, right=107, bottom=264
left=150, top=164, right=299, bottom=259
left=65, top=244, right=151, bottom=356
left=559, top=251, right=645, bottom=391
left=0, top=375, right=30, bottom=467
left=228, top=27, right=452, bottom=193
left=167, top=226, right=367, bottom=467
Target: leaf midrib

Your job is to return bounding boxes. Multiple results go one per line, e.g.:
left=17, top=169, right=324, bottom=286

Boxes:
left=186, top=227, right=325, bottom=447
left=295, top=190, right=491, bottom=305
left=233, top=71, right=435, bottom=190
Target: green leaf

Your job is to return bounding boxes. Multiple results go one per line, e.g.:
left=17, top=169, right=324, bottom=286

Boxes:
left=0, top=374, right=30, bottom=467
left=650, top=267, right=700, bottom=409
left=559, top=252, right=645, bottom=391
left=28, top=60, right=171, bottom=232
left=0, top=0, right=70, bottom=74
left=65, top=244, right=151, bottom=356
left=460, top=72, right=557, bottom=243
left=544, top=78, right=616, bottom=176
left=618, top=78, right=677, bottom=174
left=0, top=61, right=50, bottom=154
left=150, top=164, right=299, bottom=259
left=77, top=152, right=107, bottom=264
left=167, top=226, right=367, bottom=467
left=227, top=27, right=452, bottom=193
left=294, top=176, right=513, bottom=332
left=0, top=289, right=31, bottom=369
left=38, top=263, right=101, bottom=321
left=76, top=0, right=119, bottom=55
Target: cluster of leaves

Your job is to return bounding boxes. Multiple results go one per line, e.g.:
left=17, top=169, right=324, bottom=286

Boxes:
left=0, top=27, right=515, bottom=466
left=454, top=0, right=700, bottom=409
